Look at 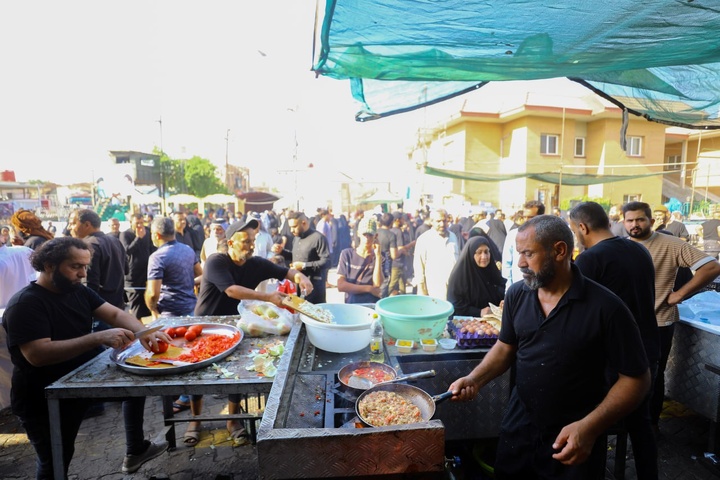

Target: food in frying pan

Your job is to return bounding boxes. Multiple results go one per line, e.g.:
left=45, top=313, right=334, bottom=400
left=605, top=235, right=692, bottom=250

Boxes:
left=358, top=390, right=422, bottom=426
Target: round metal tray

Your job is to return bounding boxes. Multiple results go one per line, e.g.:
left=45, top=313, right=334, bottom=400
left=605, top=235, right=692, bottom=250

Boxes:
left=110, top=323, right=243, bottom=376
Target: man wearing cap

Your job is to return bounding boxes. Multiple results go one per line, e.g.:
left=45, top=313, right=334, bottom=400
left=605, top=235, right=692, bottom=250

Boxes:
left=652, top=205, right=689, bottom=240
left=336, top=216, right=384, bottom=304
left=186, top=217, right=313, bottom=445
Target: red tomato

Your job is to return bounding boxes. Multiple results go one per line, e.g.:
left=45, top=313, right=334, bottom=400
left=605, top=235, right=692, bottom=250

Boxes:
left=175, top=326, right=188, bottom=337
left=150, top=340, right=169, bottom=354
left=164, top=327, right=177, bottom=338
left=184, top=330, right=197, bottom=342
left=188, top=324, right=203, bottom=336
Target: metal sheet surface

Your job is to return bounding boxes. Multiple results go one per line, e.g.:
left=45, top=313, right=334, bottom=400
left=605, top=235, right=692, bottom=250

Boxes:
left=667, top=321, right=720, bottom=421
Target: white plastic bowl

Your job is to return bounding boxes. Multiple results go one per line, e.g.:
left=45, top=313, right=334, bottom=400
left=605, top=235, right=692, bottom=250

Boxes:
left=439, top=338, right=457, bottom=350
left=299, top=303, right=375, bottom=353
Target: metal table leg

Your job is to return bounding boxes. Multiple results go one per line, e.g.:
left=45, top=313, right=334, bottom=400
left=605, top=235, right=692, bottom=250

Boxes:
left=48, top=398, right=64, bottom=480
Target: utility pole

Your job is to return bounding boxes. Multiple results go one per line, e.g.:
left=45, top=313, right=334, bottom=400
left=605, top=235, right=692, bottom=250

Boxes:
left=225, top=129, right=231, bottom=192
left=158, top=116, right=166, bottom=215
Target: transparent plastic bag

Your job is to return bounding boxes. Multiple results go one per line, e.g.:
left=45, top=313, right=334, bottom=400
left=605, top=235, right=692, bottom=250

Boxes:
left=237, top=300, right=295, bottom=337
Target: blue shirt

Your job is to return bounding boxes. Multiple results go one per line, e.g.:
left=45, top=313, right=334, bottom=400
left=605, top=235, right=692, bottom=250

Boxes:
left=147, top=240, right=197, bottom=315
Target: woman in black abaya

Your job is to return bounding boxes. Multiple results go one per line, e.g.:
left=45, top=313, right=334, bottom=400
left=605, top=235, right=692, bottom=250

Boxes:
left=447, top=236, right=506, bottom=317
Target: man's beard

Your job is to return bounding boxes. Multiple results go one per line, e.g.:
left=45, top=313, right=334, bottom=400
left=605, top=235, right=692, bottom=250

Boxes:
left=52, top=268, right=82, bottom=293
left=627, top=224, right=652, bottom=239
left=521, top=255, right=555, bottom=290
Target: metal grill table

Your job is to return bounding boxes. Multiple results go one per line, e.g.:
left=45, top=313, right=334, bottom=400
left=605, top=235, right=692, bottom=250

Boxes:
left=45, top=316, right=291, bottom=480
left=257, top=326, right=510, bottom=479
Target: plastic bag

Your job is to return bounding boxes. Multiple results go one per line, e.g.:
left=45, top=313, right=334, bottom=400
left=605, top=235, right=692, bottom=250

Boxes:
left=237, top=300, right=295, bottom=337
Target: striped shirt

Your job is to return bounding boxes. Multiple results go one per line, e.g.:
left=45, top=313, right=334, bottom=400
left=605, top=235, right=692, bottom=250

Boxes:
left=636, top=231, right=715, bottom=326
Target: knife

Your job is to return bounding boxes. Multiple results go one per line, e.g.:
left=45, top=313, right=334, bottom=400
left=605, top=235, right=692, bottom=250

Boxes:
left=134, top=325, right=164, bottom=339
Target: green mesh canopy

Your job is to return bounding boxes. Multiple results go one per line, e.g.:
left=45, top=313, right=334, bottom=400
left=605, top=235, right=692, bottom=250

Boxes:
left=312, top=0, right=720, bottom=128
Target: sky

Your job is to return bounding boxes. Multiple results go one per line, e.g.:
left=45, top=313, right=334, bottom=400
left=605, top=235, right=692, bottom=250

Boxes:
left=0, top=1, right=429, bottom=191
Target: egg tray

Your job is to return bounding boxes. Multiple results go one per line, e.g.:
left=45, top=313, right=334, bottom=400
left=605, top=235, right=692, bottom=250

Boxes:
left=447, top=319, right=499, bottom=349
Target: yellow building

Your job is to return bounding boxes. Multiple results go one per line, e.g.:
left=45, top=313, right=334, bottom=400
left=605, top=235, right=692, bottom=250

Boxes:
left=409, top=81, right=687, bottom=213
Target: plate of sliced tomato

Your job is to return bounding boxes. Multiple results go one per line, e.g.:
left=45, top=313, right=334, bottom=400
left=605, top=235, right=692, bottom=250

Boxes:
left=111, top=323, right=243, bottom=376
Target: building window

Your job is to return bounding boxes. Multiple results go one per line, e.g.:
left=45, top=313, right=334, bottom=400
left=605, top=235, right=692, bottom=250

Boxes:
left=664, top=155, right=681, bottom=171
left=116, top=156, right=130, bottom=164
left=541, top=134, right=559, bottom=155
left=574, top=137, right=586, bottom=157
left=626, top=136, right=643, bottom=157
left=140, top=158, right=155, bottom=167
left=623, top=194, right=642, bottom=203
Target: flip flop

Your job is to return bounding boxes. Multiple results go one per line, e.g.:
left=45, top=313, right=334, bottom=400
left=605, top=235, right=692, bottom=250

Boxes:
left=172, top=401, right=191, bottom=414
left=227, top=422, right=248, bottom=443
left=183, top=424, right=202, bottom=446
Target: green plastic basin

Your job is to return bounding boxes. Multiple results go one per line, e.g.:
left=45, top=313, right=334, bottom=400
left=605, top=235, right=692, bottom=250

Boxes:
left=375, top=295, right=454, bottom=341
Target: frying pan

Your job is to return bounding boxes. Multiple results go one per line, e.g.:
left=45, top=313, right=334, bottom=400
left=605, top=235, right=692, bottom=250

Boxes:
left=355, top=383, right=453, bottom=427
left=338, top=361, right=397, bottom=390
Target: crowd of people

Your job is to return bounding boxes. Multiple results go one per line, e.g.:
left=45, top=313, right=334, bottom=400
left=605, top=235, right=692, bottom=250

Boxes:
left=2, top=200, right=720, bottom=479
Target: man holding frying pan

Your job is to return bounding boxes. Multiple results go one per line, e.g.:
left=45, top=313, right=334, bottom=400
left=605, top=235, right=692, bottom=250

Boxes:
left=449, top=215, right=650, bottom=480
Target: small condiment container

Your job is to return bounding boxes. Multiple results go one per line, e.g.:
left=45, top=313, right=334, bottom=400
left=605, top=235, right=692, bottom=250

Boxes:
left=420, top=338, right=438, bottom=352
left=439, top=338, right=457, bottom=350
left=396, top=339, right=414, bottom=353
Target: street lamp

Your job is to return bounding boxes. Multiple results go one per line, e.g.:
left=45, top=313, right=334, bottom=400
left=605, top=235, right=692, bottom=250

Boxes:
left=225, top=129, right=231, bottom=192
left=287, top=107, right=300, bottom=211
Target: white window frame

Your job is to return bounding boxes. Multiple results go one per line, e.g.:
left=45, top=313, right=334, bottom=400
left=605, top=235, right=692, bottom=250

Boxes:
left=626, top=136, right=643, bottom=157
left=540, top=134, right=559, bottom=155
left=664, top=154, right=681, bottom=171
left=574, top=137, right=586, bottom=157
left=623, top=194, right=642, bottom=203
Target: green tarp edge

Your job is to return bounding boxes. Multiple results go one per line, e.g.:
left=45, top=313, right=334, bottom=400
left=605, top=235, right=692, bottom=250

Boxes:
left=424, top=165, right=671, bottom=186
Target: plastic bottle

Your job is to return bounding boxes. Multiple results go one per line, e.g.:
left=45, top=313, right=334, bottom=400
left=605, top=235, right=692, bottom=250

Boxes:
left=369, top=314, right=384, bottom=362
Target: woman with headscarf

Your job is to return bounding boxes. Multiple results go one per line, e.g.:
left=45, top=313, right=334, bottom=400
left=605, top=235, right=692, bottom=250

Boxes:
left=9, top=209, right=54, bottom=250
left=447, top=236, right=506, bottom=317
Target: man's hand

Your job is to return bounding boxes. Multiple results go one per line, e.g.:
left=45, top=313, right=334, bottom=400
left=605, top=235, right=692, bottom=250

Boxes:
left=368, top=285, right=382, bottom=298
left=448, top=376, right=479, bottom=402
left=667, top=291, right=684, bottom=306
left=135, top=225, right=146, bottom=238
left=290, top=261, right=305, bottom=271
left=97, top=328, right=136, bottom=349
left=297, top=276, right=314, bottom=296
left=138, top=330, right=173, bottom=352
left=264, top=291, right=286, bottom=307
left=271, top=243, right=283, bottom=254
left=551, top=420, right=596, bottom=465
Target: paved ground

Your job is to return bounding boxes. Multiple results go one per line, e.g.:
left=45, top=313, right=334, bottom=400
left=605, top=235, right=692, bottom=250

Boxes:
left=2, top=279, right=720, bottom=479
left=2, top=397, right=719, bottom=479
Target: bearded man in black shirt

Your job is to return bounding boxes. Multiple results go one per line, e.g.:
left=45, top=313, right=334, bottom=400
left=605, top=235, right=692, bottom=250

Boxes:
left=282, top=211, right=330, bottom=304
left=449, top=215, right=650, bottom=480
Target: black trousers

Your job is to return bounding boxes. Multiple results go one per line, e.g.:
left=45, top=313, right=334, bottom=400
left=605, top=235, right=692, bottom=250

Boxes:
left=650, top=324, right=675, bottom=426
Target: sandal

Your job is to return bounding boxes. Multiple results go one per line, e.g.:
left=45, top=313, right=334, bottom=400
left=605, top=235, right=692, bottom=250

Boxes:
left=227, top=421, right=248, bottom=443
left=172, top=401, right=191, bottom=414
left=183, top=422, right=202, bottom=446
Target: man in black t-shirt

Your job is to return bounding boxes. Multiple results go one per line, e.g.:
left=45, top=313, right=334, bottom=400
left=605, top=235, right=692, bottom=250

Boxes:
left=449, top=215, right=649, bottom=480
left=188, top=218, right=312, bottom=445
left=2, top=237, right=170, bottom=478
left=120, top=213, right=156, bottom=319
left=569, top=202, right=659, bottom=480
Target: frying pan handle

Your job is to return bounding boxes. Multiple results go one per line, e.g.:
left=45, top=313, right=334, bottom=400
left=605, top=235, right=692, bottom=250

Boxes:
left=394, top=369, right=436, bottom=383
left=432, top=391, right=454, bottom=404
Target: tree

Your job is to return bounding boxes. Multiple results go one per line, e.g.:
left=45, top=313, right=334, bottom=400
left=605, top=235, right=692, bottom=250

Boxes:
left=184, top=156, right=228, bottom=197
left=153, top=147, right=184, bottom=194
